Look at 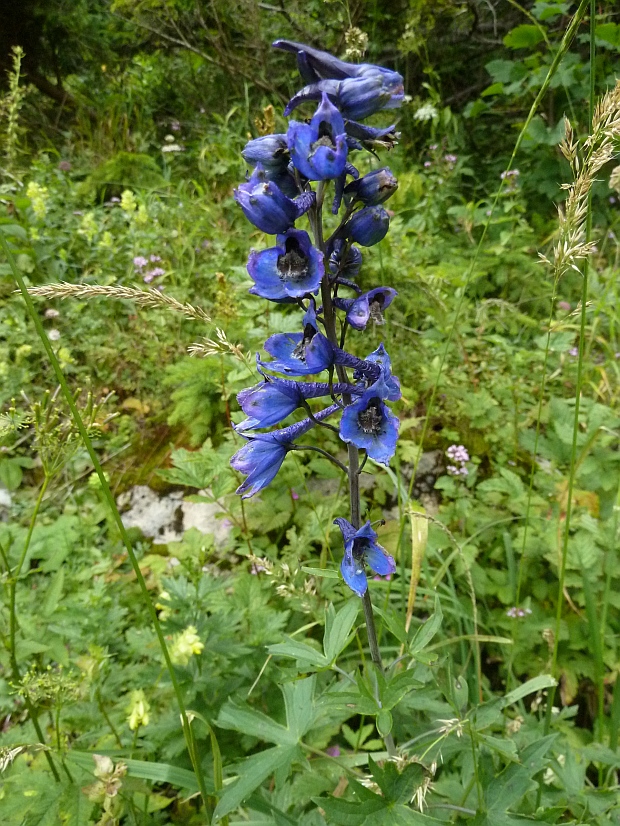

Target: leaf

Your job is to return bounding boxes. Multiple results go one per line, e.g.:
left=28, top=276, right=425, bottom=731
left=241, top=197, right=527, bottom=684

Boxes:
left=282, top=675, right=317, bottom=739
left=503, top=24, right=545, bottom=49
left=409, top=596, right=442, bottom=654
left=216, top=701, right=295, bottom=746
left=214, top=744, right=299, bottom=819
left=301, top=565, right=341, bottom=579
left=382, top=669, right=423, bottom=711
left=68, top=752, right=201, bottom=792
left=268, top=639, right=328, bottom=669
left=501, top=675, right=556, bottom=707
left=324, top=599, right=359, bottom=663
left=42, top=569, right=64, bottom=617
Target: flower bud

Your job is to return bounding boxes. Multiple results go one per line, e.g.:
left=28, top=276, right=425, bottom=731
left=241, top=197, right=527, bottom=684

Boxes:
left=344, top=167, right=398, bottom=206
left=345, top=206, right=389, bottom=246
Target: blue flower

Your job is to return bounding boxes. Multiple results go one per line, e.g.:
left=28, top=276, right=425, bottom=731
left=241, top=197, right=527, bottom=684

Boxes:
left=345, top=206, right=390, bottom=246
left=231, top=403, right=340, bottom=498
left=287, top=94, right=348, bottom=181
left=242, top=134, right=289, bottom=173
left=284, top=75, right=404, bottom=121
left=334, top=517, right=396, bottom=596
left=357, top=343, right=401, bottom=402
left=273, top=41, right=404, bottom=119
left=344, top=167, right=398, bottom=206
left=247, top=229, right=324, bottom=301
left=234, top=164, right=315, bottom=234
left=339, top=377, right=399, bottom=465
left=237, top=372, right=357, bottom=432
left=335, top=287, right=397, bottom=330
left=345, top=121, right=400, bottom=152
left=260, top=301, right=334, bottom=376
left=329, top=240, right=362, bottom=280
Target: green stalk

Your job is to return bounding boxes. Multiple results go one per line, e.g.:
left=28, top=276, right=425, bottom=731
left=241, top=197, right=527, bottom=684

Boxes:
left=0, top=232, right=212, bottom=817
left=545, top=0, right=596, bottom=730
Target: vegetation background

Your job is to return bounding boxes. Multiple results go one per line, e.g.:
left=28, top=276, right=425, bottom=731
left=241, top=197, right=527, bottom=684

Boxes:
left=1, top=0, right=620, bottom=823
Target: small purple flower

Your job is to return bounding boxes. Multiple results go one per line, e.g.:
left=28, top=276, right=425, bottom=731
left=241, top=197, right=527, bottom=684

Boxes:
left=569, top=347, right=579, bottom=357
left=291, top=489, right=299, bottom=500
left=424, top=161, right=432, bottom=168
left=334, top=517, right=396, bottom=596
left=557, top=301, right=571, bottom=311
left=150, top=254, right=162, bottom=263
left=58, top=160, right=72, bottom=171
left=171, top=120, right=181, bottom=132
left=133, top=256, right=148, bottom=270
left=247, top=229, right=324, bottom=301
left=144, top=267, right=165, bottom=283
left=506, top=606, right=532, bottom=619
left=444, top=153, right=457, bottom=164
left=325, top=746, right=341, bottom=757
left=446, top=444, right=469, bottom=464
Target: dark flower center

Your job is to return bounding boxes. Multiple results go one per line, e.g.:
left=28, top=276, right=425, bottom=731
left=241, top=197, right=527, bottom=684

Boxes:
left=357, top=398, right=383, bottom=434
left=369, top=293, right=386, bottom=325
left=311, top=121, right=336, bottom=153
left=277, top=237, right=309, bottom=282
left=291, top=323, right=316, bottom=361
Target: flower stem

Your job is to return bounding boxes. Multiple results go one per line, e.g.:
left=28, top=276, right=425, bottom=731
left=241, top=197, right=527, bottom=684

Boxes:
left=312, top=191, right=397, bottom=759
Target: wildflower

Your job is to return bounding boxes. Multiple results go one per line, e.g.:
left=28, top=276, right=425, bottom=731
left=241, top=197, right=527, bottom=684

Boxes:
left=127, top=689, right=150, bottom=730
left=343, top=167, right=398, bottom=206
left=234, top=164, right=315, bottom=235
left=149, top=254, right=162, bottom=263
left=340, top=377, right=399, bottom=464
left=414, top=103, right=438, bottom=122
left=325, top=745, right=341, bottom=757
left=345, top=205, right=390, bottom=246
left=291, top=488, right=299, bottom=500
left=334, top=517, right=396, bottom=596
left=444, top=153, right=457, bottom=164
left=344, top=120, right=400, bottom=152
left=506, top=606, right=532, bottom=618
left=557, top=301, right=571, bottom=311
left=231, top=403, right=340, bottom=497
left=48, top=329, right=61, bottom=341
left=568, top=347, right=579, bottom=357
left=143, top=267, right=165, bottom=283
left=334, top=286, right=397, bottom=330
left=170, top=625, right=204, bottom=666
left=247, top=229, right=324, bottom=301
left=120, top=189, right=137, bottom=214
left=424, top=161, right=432, bottom=168
left=329, top=239, right=363, bottom=280
left=274, top=40, right=404, bottom=119
left=26, top=182, right=49, bottom=219
left=344, top=26, right=369, bottom=61
left=78, top=211, right=98, bottom=243
left=287, top=93, right=348, bottom=181
left=99, top=231, right=114, bottom=248
left=162, top=142, right=184, bottom=153
left=242, top=134, right=290, bottom=173
left=134, top=204, right=149, bottom=226
left=357, top=343, right=401, bottom=401
left=44, top=308, right=60, bottom=319
left=446, top=444, right=469, bottom=464
left=171, top=120, right=181, bottom=131
left=237, top=372, right=356, bottom=431
left=133, top=255, right=148, bottom=270
left=260, top=300, right=334, bottom=375
left=58, top=160, right=71, bottom=171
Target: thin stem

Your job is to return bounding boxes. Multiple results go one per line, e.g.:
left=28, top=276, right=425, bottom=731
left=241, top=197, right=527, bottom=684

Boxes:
left=1, top=231, right=212, bottom=817
left=292, top=444, right=348, bottom=475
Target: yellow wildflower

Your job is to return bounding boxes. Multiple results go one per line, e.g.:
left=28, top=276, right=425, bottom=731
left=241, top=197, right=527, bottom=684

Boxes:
left=170, top=625, right=204, bottom=666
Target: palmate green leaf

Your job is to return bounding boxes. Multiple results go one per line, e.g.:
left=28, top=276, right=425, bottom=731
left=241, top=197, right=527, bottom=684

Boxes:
left=316, top=794, right=444, bottom=825
left=214, top=745, right=301, bottom=820
left=324, top=599, right=359, bottom=663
